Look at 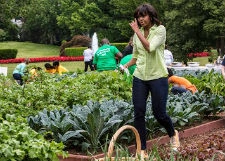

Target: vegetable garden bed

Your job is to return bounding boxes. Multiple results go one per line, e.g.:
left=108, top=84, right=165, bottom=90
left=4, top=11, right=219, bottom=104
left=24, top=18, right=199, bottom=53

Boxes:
left=59, top=117, right=225, bottom=161
left=1, top=69, right=225, bottom=161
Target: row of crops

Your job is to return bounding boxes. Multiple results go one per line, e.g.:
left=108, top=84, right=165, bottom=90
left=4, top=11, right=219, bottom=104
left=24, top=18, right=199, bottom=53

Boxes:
left=0, top=69, right=224, bottom=160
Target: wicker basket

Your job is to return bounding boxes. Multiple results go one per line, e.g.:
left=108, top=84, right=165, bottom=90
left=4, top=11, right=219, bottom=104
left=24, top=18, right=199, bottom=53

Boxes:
left=95, top=125, right=141, bottom=161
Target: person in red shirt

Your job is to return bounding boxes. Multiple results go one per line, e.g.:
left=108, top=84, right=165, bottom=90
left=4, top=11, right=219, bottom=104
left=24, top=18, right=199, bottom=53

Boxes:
left=167, top=68, right=197, bottom=94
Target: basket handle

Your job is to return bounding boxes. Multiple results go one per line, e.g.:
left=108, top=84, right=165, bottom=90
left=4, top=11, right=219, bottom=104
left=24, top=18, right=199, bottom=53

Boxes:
left=107, top=125, right=141, bottom=158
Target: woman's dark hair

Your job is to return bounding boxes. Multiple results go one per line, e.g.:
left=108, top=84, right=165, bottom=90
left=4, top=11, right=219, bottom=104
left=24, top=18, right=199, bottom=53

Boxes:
left=33, top=66, right=42, bottom=71
left=101, top=38, right=110, bottom=45
left=37, top=67, right=42, bottom=71
left=167, top=68, right=174, bottom=77
left=24, top=58, right=30, bottom=64
left=45, top=63, right=54, bottom=69
left=53, top=61, right=59, bottom=67
left=134, top=3, right=161, bottom=26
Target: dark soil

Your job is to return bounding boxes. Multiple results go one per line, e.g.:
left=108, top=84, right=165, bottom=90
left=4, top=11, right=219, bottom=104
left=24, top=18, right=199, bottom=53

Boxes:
left=150, top=115, right=221, bottom=139
left=67, top=115, right=225, bottom=160
left=158, top=128, right=225, bottom=161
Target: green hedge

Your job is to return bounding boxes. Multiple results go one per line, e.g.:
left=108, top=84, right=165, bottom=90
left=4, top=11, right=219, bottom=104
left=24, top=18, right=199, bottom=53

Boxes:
left=65, top=43, right=127, bottom=56
left=65, top=47, right=86, bottom=56
left=0, top=49, right=17, bottom=59
left=111, top=43, right=127, bottom=53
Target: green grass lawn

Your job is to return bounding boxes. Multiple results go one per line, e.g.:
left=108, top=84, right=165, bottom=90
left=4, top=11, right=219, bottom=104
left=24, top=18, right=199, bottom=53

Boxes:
left=0, top=41, right=85, bottom=77
left=193, top=57, right=209, bottom=66
left=0, top=41, right=217, bottom=77
left=0, top=41, right=59, bottom=57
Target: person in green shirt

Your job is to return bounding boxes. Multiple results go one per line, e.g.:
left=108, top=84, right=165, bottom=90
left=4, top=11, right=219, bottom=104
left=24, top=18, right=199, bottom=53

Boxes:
left=93, top=38, right=122, bottom=71
left=120, top=54, right=136, bottom=75
left=122, top=3, right=180, bottom=159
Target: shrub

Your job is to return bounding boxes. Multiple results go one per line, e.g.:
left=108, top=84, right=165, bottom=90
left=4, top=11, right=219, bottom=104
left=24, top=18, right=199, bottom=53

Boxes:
left=0, top=114, right=67, bottom=161
left=0, top=29, right=7, bottom=41
left=0, top=49, right=17, bottom=59
left=60, top=35, right=91, bottom=56
left=65, top=47, right=86, bottom=56
left=111, top=43, right=127, bottom=53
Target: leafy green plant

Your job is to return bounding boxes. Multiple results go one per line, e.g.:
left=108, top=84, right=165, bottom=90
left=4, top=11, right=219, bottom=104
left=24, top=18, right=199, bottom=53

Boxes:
left=27, top=90, right=225, bottom=154
left=0, top=71, right=132, bottom=118
left=0, top=114, right=67, bottom=161
left=1, top=69, right=225, bottom=156
left=178, top=69, right=225, bottom=96
left=28, top=100, right=134, bottom=153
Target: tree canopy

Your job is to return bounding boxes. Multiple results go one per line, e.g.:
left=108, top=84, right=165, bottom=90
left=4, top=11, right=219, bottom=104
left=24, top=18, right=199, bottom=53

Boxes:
left=0, top=0, right=224, bottom=60
left=164, top=0, right=225, bottom=62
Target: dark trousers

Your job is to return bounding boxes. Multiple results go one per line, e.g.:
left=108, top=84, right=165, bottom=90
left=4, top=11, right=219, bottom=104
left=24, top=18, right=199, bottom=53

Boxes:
left=132, top=76, right=175, bottom=150
left=84, top=60, right=94, bottom=72
left=171, top=86, right=187, bottom=94
left=13, top=73, right=23, bottom=85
